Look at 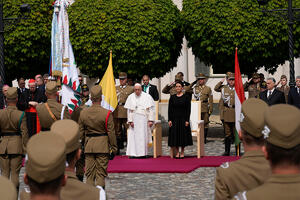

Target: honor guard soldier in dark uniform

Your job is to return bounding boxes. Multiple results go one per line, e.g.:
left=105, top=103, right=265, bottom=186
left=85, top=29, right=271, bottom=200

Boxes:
left=187, top=73, right=213, bottom=143
left=0, top=176, right=18, bottom=200
left=20, top=132, right=67, bottom=200
left=0, top=87, right=28, bottom=191
left=51, top=119, right=104, bottom=200
left=215, top=73, right=236, bottom=156
left=243, top=73, right=261, bottom=98
left=215, top=99, right=270, bottom=200
left=234, top=104, right=300, bottom=200
left=79, top=85, right=117, bottom=188
left=114, top=72, right=134, bottom=154
left=36, top=81, right=70, bottom=131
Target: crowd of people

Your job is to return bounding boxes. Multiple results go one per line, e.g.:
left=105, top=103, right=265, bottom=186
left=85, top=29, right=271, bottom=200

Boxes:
left=0, top=70, right=299, bottom=199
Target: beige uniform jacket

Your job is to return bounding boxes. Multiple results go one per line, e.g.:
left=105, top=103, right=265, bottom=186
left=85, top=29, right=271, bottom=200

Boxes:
left=191, top=84, right=213, bottom=113
left=61, top=171, right=100, bottom=200
left=113, top=85, right=134, bottom=118
left=36, top=99, right=70, bottom=130
left=277, top=85, right=290, bottom=103
left=234, top=174, right=300, bottom=200
left=0, top=106, right=28, bottom=154
left=215, top=150, right=270, bottom=200
left=79, top=104, right=117, bottom=154
left=162, top=84, right=193, bottom=96
left=214, top=81, right=235, bottom=122
left=243, top=82, right=260, bottom=98
left=20, top=171, right=101, bottom=200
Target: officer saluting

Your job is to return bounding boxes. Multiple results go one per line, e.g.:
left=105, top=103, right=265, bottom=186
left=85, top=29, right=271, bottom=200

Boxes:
left=234, top=104, right=300, bottom=200
left=243, top=73, right=261, bottom=99
left=114, top=72, right=134, bottom=154
left=79, top=85, right=117, bottom=188
left=215, top=73, right=236, bottom=156
left=187, top=73, right=213, bottom=143
left=36, top=81, right=70, bottom=131
left=0, top=87, right=28, bottom=191
left=51, top=119, right=105, bottom=200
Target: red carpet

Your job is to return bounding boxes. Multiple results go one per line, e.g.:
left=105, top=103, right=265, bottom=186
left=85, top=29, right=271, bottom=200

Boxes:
left=107, top=156, right=240, bottom=173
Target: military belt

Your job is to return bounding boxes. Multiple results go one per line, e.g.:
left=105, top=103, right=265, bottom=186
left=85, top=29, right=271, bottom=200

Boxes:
left=86, top=133, right=108, bottom=137
left=224, top=104, right=235, bottom=108
left=118, top=103, right=125, bottom=106
left=1, top=132, right=21, bottom=136
left=202, top=100, right=208, bottom=103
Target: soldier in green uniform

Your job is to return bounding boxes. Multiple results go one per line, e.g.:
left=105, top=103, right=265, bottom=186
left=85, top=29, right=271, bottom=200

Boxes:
left=259, top=73, right=267, bottom=92
left=21, top=132, right=67, bottom=200
left=243, top=73, right=261, bottom=98
left=188, top=73, right=213, bottom=143
left=79, top=85, right=118, bottom=187
left=215, top=73, right=235, bottom=156
left=51, top=119, right=104, bottom=200
left=0, top=87, right=28, bottom=191
left=215, top=98, right=270, bottom=200
left=114, top=72, right=134, bottom=154
left=234, top=104, right=300, bottom=200
left=36, top=81, right=70, bottom=131
left=0, top=176, right=18, bottom=200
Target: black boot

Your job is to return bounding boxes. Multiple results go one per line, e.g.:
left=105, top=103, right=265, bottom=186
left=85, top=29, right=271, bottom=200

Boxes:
left=222, top=138, right=231, bottom=156
left=76, top=175, right=84, bottom=182
left=204, top=128, right=208, bottom=144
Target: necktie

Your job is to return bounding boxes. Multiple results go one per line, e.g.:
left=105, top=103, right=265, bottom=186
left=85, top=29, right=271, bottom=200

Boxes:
left=297, top=88, right=300, bottom=95
left=268, top=90, right=272, bottom=99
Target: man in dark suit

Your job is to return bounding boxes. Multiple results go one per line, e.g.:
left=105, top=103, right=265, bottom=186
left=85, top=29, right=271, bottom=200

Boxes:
left=142, top=75, right=159, bottom=101
left=259, top=77, right=285, bottom=106
left=288, top=76, right=300, bottom=109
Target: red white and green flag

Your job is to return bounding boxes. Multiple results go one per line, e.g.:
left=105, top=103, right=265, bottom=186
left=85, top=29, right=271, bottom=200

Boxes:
left=234, top=48, right=245, bottom=152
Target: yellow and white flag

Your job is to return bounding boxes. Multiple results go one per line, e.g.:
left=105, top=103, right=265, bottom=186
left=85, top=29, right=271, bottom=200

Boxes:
left=100, top=51, right=118, bottom=111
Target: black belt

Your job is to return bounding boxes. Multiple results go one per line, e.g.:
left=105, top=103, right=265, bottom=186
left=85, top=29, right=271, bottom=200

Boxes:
left=41, top=128, right=50, bottom=131
left=118, top=103, right=125, bottom=106
left=224, top=105, right=235, bottom=108
left=1, top=132, right=21, bottom=136
left=86, top=133, right=108, bottom=137
left=202, top=100, right=208, bottom=103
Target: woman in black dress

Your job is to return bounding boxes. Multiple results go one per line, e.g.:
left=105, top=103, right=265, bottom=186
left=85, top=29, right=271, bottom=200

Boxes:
left=168, top=81, right=193, bottom=159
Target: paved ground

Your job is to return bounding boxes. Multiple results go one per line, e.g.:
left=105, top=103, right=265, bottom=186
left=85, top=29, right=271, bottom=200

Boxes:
left=16, top=115, right=241, bottom=200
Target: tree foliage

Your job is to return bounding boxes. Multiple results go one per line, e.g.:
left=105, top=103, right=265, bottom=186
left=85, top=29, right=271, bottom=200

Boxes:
left=182, top=0, right=300, bottom=75
left=5, top=0, right=53, bottom=82
left=68, top=0, right=183, bottom=79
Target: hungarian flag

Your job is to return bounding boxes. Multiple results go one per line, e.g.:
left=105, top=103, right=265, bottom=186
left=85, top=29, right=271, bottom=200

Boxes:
left=50, top=0, right=81, bottom=114
left=99, top=51, right=118, bottom=111
left=234, top=48, right=245, bottom=155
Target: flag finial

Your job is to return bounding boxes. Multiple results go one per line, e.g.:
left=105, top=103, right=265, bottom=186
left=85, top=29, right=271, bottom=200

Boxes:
left=235, top=47, right=238, bottom=50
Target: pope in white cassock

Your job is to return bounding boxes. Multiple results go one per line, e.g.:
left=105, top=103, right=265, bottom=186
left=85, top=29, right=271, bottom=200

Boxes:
left=124, top=83, right=155, bottom=158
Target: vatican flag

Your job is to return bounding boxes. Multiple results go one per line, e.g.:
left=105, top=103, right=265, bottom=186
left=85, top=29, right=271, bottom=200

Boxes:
left=100, top=51, right=118, bottom=111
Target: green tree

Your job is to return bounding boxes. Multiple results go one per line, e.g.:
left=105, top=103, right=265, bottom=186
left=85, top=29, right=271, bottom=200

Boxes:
left=182, top=0, right=300, bottom=75
left=68, top=0, right=183, bottom=79
left=5, top=0, right=53, bottom=82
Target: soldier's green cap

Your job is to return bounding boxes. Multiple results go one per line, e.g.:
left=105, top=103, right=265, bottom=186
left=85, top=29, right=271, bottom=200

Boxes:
left=228, top=73, right=235, bottom=80
left=240, top=99, right=268, bottom=138
left=196, top=73, right=207, bottom=79
left=90, top=85, right=102, bottom=99
left=0, top=176, right=17, bottom=200
left=6, top=87, right=18, bottom=100
left=175, top=74, right=181, bottom=81
left=252, top=73, right=260, bottom=79
left=119, top=72, right=127, bottom=79
left=46, top=81, right=58, bottom=95
left=26, top=132, right=66, bottom=183
left=264, top=104, right=300, bottom=149
left=51, top=120, right=81, bottom=154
